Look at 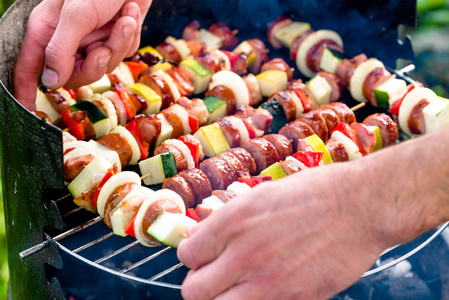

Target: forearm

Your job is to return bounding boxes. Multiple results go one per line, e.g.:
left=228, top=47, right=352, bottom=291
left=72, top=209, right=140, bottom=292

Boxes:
left=354, top=127, right=449, bottom=248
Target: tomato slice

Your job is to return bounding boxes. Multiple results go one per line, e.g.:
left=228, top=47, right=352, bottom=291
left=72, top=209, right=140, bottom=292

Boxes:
left=292, top=151, right=323, bottom=168
left=125, top=118, right=150, bottom=160
left=186, top=208, right=202, bottom=222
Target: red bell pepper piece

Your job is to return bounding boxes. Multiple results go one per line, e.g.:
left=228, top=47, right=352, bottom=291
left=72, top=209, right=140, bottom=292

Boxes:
left=179, top=135, right=200, bottom=167
left=91, top=169, right=116, bottom=209
left=63, top=148, right=75, bottom=156
left=124, top=208, right=140, bottom=238
left=59, top=110, right=85, bottom=140
left=388, top=82, right=424, bottom=116
left=331, top=123, right=367, bottom=156
left=125, top=118, right=150, bottom=160
left=117, top=90, right=136, bottom=121
left=186, top=208, right=202, bottom=222
left=241, top=118, right=256, bottom=139
left=124, top=61, right=148, bottom=82
left=292, top=151, right=323, bottom=168
left=221, top=50, right=240, bottom=67
left=188, top=115, right=199, bottom=134
left=63, top=87, right=78, bottom=100
left=294, top=89, right=312, bottom=112
left=237, top=177, right=258, bottom=188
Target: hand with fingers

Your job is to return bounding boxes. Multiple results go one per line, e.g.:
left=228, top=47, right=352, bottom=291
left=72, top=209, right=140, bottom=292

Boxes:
left=177, top=129, right=449, bottom=300
left=13, top=0, right=152, bottom=111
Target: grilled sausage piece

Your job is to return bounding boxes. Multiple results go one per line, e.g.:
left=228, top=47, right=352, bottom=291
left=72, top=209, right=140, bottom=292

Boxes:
left=307, top=40, right=343, bottom=74
left=200, top=156, right=234, bottom=190
left=162, top=176, right=196, bottom=208
left=154, top=143, right=188, bottom=173
left=290, top=29, right=314, bottom=60
left=225, top=148, right=257, bottom=175
left=103, top=183, right=136, bottom=228
left=335, top=53, right=368, bottom=88
left=155, top=41, right=182, bottom=63
left=64, top=154, right=95, bottom=182
left=279, top=160, right=305, bottom=175
left=363, top=113, right=398, bottom=147
left=214, top=118, right=241, bottom=148
left=261, top=58, right=294, bottom=81
left=321, top=102, right=356, bottom=124
left=316, top=71, right=344, bottom=102
left=212, top=190, right=238, bottom=203
left=206, top=85, right=237, bottom=115
left=317, top=108, right=341, bottom=135
left=263, top=134, right=293, bottom=161
left=278, top=121, right=315, bottom=152
left=161, top=105, right=185, bottom=138
left=243, top=74, right=263, bottom=107
left=178, top=169, right=212, bottom=206
left=98, top=133, right=132, bottom=167
left=234, top=105, right=273, bottom=134
left=408, top=99, right=430, bottom=135
left=208, top=22, right=239, bottom=50
left=268, top=91, right=297, bottom=122
left=241, top=138, right=280, bottom=174
left=325, top=137, right=349, bottom=162
left=297, top=111, right=329, bottom=142
left=132, top=114, right=161, bottom=146
left=141, top=200, right=182, bottom=242
left=139, top=74, right=174, bottom=109
left=247, top=38, right=269, bottom=74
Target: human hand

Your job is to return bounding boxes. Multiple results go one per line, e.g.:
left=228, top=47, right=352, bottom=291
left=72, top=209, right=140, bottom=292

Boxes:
left=13, top=0, right=152, bottom=110
left=177, top=163, right=389, bottom=300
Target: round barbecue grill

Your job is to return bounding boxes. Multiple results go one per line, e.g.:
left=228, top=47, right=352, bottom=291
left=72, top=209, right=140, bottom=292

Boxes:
left=2, top=0, right=449, bottom=299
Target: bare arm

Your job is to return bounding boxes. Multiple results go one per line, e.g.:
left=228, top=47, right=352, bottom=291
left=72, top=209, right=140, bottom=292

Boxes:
left=13, top=0, right=152, bottom=110
left=177, top=128, right=449, bottom=300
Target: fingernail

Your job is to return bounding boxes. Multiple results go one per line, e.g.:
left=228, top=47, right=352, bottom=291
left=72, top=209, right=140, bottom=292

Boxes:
left=122, top=25, right=135, bottom=38
left=42, top=68, right=59, bottom=87
left=127, top=6, right=139, bottom=19
left=98, top=54, right=111, bottom=68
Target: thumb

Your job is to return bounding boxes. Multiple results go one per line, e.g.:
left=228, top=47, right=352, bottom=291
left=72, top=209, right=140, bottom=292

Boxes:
left=41, top=0, right=124, bottom=89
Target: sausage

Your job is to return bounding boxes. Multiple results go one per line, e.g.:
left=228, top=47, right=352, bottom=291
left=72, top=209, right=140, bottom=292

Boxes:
left=408, top=99, right=430, bottom=135
left=231, top=52, right=249, bottom=76
left=103, top=183, right=136, bottom=228
left=178, top=168, right=212, bottom=206
left=154, top=143, right=188, bottom=173
left=225, top=148, right=257, bottom=175
left=234, top=105, right=273, bottom=134
left=317, top=107, right=341, bottom=135
left=321, top=102, right=356, bottom=124
left=241, top=138, right=280, bottom=173
left=167, top=67, right=194, bottom=98
left=200, top=155, right=236, bottom=190
left=162, top=176, right=196, bottom=208
left=161, top=106, right=184, bottom=138
left=205, top=85, right=237, bottom=115
left=155, top=41, right=182, bottom=63
left=335, top=53, right=367, bottom=88
left=350, top=122, right=377, bottom=154
left=325, top=137, right=349, bottom=162
left=247, top=38, right=269, bottom=74
left=289, top=29, right=314, bottom=60
left=278, top=121, right=315, bottom=152
left=131, top=114, right=161, bottom=146
left=46, top=90, right=71, bottom=112
left=64, top=154, right=95, bottom=182
left=306, top=39, right=343, bottom=74
left=362, top=113, right=398, bottom=147
left=263, top=134, right=293, bottom=161
left=208, top=22, right=239, bottom=50
left=177, top=97, right=209, bottom=126
left=98, top=133, right=132, bottom=167
left=279, top=160, right=305, bottom=175
left=212, top=190, right=238, bottom=203
left=362, top=67, right=392, bottom=106
left=73, top=189, right=96, bottom=214
left=139, top=74, right=174, bottom=110
left=267, top=16, right=293, bottom=49
left=261, top=58, right=294, bottom=81
left=268, top=91, right=297, bottom=122
left=141, top=199, right=182, bottom=242
left=195, top=49, right=222, bottom=74
left=297, top=111, right=329, bottom=142
left=316, top=71, right=344, bottom=103
left=182, top=20, right=201, bottom=41
left=213, top=117, right=241, bottom=148
left=243, top=74, right=263, bottom=107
